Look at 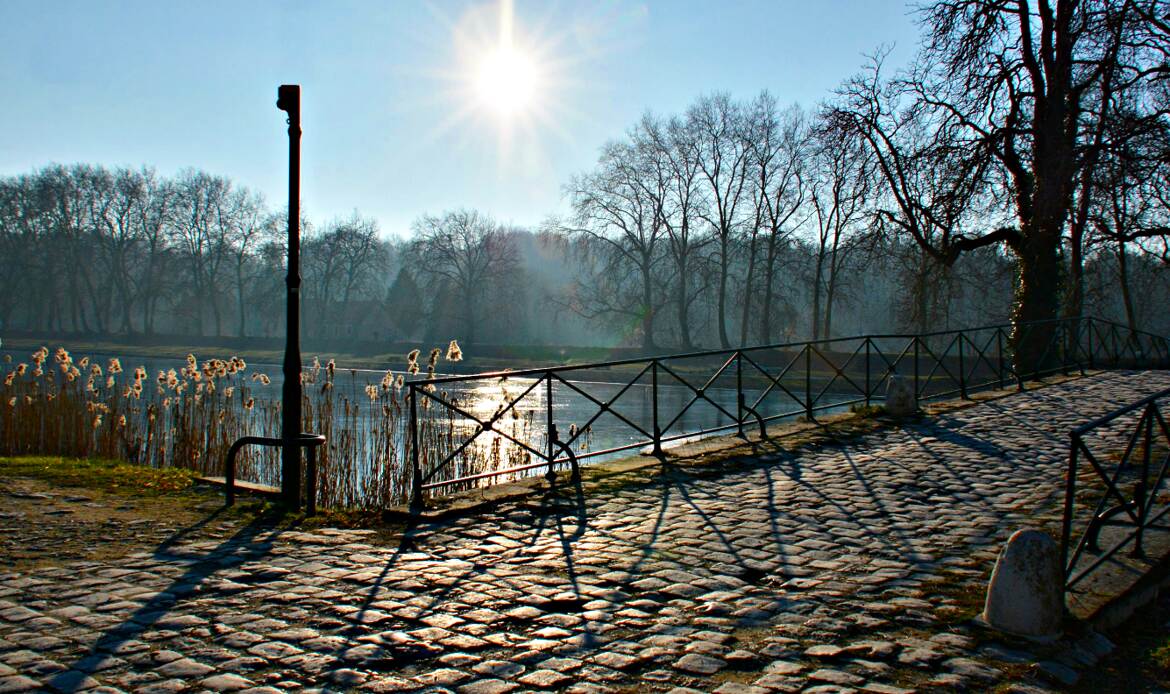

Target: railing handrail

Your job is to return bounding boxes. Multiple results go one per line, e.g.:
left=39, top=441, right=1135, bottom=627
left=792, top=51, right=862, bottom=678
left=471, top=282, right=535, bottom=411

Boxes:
left=408, top=315, right=1170, bottom=508
left=408, top=316, right=1167, bottom=387
left=1070, top=385, right=1170, bottom=435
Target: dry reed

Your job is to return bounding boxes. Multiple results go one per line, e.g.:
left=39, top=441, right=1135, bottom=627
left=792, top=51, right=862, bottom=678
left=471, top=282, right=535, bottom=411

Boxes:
left=0, top=341, right=534, bottom=509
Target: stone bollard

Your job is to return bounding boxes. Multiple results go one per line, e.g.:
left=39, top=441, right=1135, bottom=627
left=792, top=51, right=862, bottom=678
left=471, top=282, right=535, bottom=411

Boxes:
left=982, top=529, right=1063, bottom=638
left=885, top=374, right=918, bottom=416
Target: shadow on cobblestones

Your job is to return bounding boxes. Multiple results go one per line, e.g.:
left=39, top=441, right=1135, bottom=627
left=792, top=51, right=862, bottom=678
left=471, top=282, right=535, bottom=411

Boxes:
left=44, top=510, right=298, bottom=693
left=151, top=507, right=229, bottom=559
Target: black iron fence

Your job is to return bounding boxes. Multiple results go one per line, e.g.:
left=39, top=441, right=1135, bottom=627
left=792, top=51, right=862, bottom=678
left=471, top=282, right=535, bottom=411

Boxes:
left=407, top=317, right=1170, bottom=507
left=1061, top=387, right=1170, bottom=591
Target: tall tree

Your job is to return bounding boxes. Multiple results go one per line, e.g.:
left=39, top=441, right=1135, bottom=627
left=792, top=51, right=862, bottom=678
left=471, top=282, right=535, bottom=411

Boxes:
left=689, top=94, right=751, bottom=348
left=638, top=113, right=709, bottom=349
left=807, top=121, right=874, bottom=340
left=304, top=213, right=386, bottom=337
left=746, top=96, right=809, bottom=345
left=564, top=137, right=667, bottom=349
left=410, top=209, right=520, bottom=345
left=830, top=1, right=1169, bottom=369
left=171, top=170, right=234, bottom=336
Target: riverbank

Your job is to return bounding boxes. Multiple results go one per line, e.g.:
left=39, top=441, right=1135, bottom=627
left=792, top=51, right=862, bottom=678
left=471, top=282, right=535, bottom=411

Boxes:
left=0, top=333, right=629, bottom=375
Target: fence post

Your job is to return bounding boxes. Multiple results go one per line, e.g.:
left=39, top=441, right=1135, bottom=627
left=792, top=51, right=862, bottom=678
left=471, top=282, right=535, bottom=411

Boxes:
left=1015, top=326, right=1026, bottom=391
left=1135, top=405, right=1154, bottom=557
left=864, top=339, right=872, bottom=407
left=1077, top=318, right=1086, bottom=375
left=409, top=384, right=422, bottom=510
left=1081, top=315, right=1090, bottom=369
left=306, top=443, right=317, bottom=516
left=546, top=375, right=556, bottom=482
left=651, top=360, right=663, bottom=458
left=913, top=338, right=920, bottom=402
left=957, top=333, right=967, bottom=399
left=1061, top=323, right=1071, bottom=375
left=736, top=352, right=746, bottom=438
left=996, top=329, right=1006, bottom=389
left=1060, top=433, right=1079, bottom=587
left=805, top=345, right=813, bottom=420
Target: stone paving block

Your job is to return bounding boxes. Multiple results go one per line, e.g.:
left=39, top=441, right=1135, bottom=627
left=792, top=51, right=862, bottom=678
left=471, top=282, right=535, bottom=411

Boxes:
left=673, top=653, right=726, bottom=675
left=154, top=657, right=215, bottom=678
left=360, top=675, right=418, bottom=692
left=200, top=673, right=255, bottom=691
left=417, top=668, right=473, bottom=687
left=132, top=679, right=188, bottom=693
left=712, top=683, right=771, bottom=694
left=516, top=669, right=572, bottom=689
left=857, top=683, right=915, bottom=694
left=458, top=679, right=519, bottom=694
left=0, top=675, right=41, bottom=693
left=807, top=668, right=865, bottom=686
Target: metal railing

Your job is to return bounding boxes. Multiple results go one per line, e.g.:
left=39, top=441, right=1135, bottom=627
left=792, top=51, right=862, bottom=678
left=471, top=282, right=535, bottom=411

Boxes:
left=1061, top=387, right=1170, bottom=591
left=224, top=433, right=326, bottom=514
left=407, top=317, right=1170, bottom=508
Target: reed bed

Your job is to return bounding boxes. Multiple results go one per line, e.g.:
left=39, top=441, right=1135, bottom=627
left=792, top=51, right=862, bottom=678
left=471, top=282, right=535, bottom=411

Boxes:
left=0, top=341, right=533, bottom=509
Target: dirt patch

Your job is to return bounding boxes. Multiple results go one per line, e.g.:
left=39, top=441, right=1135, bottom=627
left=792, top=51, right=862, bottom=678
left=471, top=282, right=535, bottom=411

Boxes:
left=0, top=459, right=270, bottom=569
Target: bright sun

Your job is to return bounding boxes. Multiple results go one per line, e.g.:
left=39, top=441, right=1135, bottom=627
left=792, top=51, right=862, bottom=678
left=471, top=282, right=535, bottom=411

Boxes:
left=475, top=46, right=538, bottom=117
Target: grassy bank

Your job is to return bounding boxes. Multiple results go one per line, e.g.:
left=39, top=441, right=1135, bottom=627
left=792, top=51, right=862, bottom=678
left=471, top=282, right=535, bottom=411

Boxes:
left=1, top=455, right=197, bottom=494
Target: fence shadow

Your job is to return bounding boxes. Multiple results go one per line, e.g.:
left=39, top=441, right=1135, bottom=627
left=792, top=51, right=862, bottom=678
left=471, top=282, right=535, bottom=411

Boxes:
left=46, top=508, right=299, bottom=693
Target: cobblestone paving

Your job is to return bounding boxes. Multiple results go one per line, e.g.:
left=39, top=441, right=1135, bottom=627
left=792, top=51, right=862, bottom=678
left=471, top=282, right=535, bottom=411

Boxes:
left=2, top=371, right=1168, bottom=694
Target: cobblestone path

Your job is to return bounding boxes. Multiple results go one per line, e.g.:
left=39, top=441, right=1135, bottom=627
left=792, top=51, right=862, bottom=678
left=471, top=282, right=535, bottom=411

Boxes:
left=2, top=371, right=1168, bottom=694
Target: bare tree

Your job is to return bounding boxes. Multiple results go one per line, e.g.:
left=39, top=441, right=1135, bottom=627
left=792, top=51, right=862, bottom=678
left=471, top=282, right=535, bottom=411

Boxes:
left=410, top=209, right=520, bottom=345
left=689, top=94, right=751, bottom=348
left=829, top=1, right=1169, bottom=369
left=130, top=171, right=173, bottom=335
left=807, top=121, right=874, bottom=340
left=304, top=213, right=388, bottom=338
left=171, top=170, right=234, bottom=336
left=624, top=113, right=713, bottom=349
left=748, top=96, right=809, bottom=344
left=0, top=176, right=40, bottom=331
left=564, top=136, right=667, bottom=349
left=222, top=190, right=276, bottom=337
left=1087, top=99, right=1170, bottom=330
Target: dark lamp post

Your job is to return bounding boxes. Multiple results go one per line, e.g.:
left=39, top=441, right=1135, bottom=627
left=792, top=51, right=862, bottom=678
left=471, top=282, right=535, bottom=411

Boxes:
left=223, top=86, right=323, bottom=513
left=277, top=85, right=303, bottom=508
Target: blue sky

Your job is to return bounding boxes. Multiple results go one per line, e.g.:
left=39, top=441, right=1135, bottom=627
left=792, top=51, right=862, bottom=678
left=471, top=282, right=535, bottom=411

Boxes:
left=1, top=1, right=920, bottom=238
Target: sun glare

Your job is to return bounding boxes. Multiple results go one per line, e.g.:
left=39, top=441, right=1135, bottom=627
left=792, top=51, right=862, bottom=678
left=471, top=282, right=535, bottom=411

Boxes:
left=418, top=0, right=593, bottom=161
left=475, top=46, right=538, bottom=117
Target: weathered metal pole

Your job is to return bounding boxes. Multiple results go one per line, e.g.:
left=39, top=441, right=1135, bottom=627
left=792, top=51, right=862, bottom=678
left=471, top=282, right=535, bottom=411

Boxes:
left=277, top=84, right=303, bottom=509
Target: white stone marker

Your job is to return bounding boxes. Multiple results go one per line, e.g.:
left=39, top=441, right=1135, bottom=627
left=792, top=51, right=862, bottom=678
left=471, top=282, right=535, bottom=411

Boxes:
left=982, top=529, right=1064, bottom=638
left=885, top=374, right=918, bottom=416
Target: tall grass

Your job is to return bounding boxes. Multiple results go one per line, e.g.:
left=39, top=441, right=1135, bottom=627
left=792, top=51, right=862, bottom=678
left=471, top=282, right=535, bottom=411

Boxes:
left=0, top=341, right=532, bottom=509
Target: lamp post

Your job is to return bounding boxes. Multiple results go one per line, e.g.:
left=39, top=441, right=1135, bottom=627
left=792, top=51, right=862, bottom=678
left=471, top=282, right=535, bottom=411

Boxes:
left=222, top=85, right=323, bottom=513
left=276, top=84, right=303, bottom=508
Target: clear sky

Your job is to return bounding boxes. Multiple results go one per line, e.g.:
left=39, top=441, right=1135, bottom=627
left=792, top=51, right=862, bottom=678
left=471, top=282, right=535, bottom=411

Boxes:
left=0, top=1, right=920, bottom=239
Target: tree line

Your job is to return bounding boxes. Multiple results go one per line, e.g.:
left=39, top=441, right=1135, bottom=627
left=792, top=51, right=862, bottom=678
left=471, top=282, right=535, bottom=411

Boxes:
left=0, top=157, right=1161, bottom=353
left=0, top=165, right=375, bottom=341
left=2, top=1, right=1168, bottom=361
left=0, top=165, right=578, bottom=346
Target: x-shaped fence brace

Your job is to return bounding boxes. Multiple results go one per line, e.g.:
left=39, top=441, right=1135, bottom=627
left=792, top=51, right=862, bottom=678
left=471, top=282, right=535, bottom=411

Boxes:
left=1062, top=388, right=1170, bottom=591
